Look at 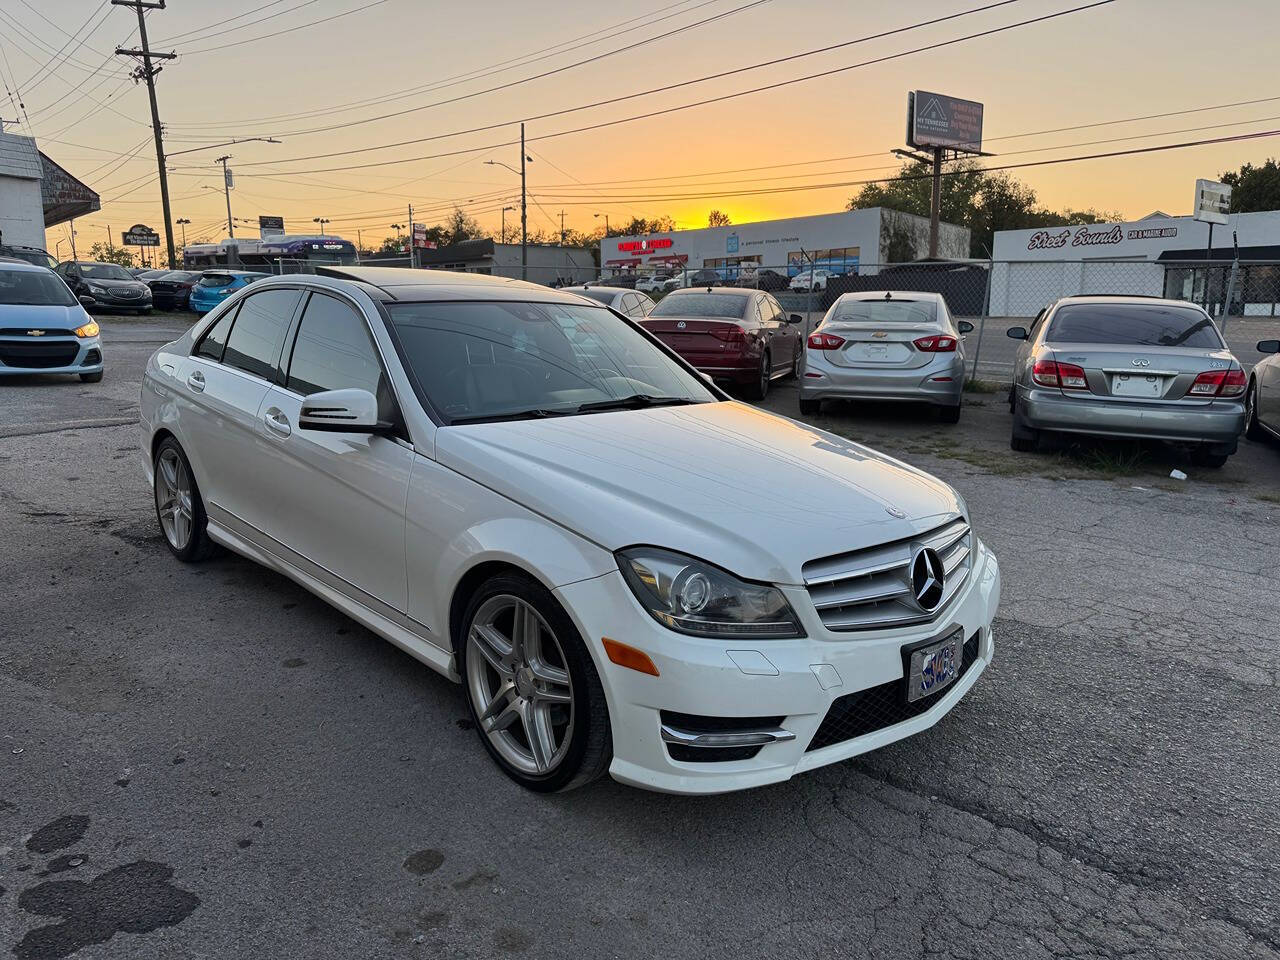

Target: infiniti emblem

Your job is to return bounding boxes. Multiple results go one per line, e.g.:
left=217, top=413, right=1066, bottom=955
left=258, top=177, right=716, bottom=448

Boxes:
left=910, top=547, right=945, bottom=612
left=1131, top=358, right=1150, bottom=367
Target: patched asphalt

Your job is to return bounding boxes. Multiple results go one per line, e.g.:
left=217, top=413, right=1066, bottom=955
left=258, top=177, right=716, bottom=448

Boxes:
left=1, top=315, right=1278, bottom=959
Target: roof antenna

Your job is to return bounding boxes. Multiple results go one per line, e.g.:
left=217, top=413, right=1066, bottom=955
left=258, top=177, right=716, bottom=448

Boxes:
left=884, top=290, right=893, bottom=300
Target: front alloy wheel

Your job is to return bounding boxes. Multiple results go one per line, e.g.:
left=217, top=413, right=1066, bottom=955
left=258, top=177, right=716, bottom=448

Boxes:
left=1245, top=381, right=1267, bottom=442
left=461, top=574, right=610, bottom=791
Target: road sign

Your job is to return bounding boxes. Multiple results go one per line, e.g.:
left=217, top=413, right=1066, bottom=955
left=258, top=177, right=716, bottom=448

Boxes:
left=411, top=223, right=436, bottom=249
left=122, top=224, right=160, bottom=247
left=908, top=90, right=984, bottom=152
left=259, top=215, right=285, bottom=237
left=1194, top=179, right=1232, bottom=225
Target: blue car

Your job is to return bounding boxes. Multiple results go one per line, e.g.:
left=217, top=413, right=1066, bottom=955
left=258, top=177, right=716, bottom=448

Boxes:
left=188, top=270, right=269, bottom=315
left=0, top=261, right=104, bottom=382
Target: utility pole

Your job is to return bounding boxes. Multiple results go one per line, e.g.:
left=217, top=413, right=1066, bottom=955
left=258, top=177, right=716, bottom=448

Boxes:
left=407, top=203, right=415, bottom=268
left=501, top=205, right=514, bottom=245
left=214, top=155, right=234, bottom=238
left=928, top=146, right=943, bottom=259
left=113, top=0, right=177, bottom=268
left=520, top=123, right=527, bottom=281
left=559, top=209, right=566, bottom=246
left=69, top=219, right=77, bottom=260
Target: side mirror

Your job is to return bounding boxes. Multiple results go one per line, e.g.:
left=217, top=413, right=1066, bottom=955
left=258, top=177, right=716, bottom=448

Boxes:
left=298, top=388, right=392, bottom=435
left=1007, top=326, right=1028, bottom=340
left=78, top=295, right=95, bottom=307
left=1257, top=339, right=1280, bottom=354
left=788, top=314, right=803, bottom=324
left=957, top=320, right=974, bottom=334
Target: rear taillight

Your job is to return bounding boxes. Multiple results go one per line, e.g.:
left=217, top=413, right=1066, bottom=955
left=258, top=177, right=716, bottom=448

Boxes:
left=808, top=331, right=846, bottom=350
left=1032, top=359, right=1089, bottom=389
left=708, top=326, right=745, bottom=344
left=1190, top=368, right=1246, bottom=397
left=913, top=334, right=957, bottom=352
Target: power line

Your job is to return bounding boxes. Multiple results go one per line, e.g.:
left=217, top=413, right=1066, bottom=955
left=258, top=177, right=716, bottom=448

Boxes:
left=151, top=0, right=322, bottom=46
left=18, top=0, right=114, bottom=94
left=234, top=0, right=1106, bottom=173
left=180, top=0, right=397, bottom=55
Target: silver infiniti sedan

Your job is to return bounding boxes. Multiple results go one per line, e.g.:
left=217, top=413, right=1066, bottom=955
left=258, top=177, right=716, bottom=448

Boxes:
left=1246, top=337, right=1280, bottom=446
left=799, top=291, right=972, bottom=422
left=1007, top=295, right=1246, bottom=467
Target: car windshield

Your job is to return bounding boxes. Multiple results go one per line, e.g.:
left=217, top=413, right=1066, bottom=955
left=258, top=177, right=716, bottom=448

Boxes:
left=1048, top=303, right=1224, bottom=348
left=649, top=293, right=749, bottom=319
left=828, top=299, right=937, bottom=324
left=79, top=263, right=134, bottom=280
left=199, top=273, right=236, bottom=287
left=571, top=289, right=616, bottom=305
left=386, top=300, right=716, bottom=423
left=0, top=267, right=77, bottom=307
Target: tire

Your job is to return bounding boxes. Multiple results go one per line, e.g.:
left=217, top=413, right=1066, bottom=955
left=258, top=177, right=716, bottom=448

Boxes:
left=1007, top=386, right=1016, bottom=414
left=787, top=344, right=800, bottom=379
left=1010, top=395, right=1040, bottom=452
left=938, top=402, right=961, bottom=424
left=153, top=436, right=218, bottom=562
left=459, top=572, right=611, bottom=793
left=1190, top=449, right=1230, bottom=469
left=1245, top=380, right=1267, bottom=442
left=741, top=351, right=770, bottom=401
left=799, top=396, right=821, bottom=416
left=79, top=371, right=103, bottom=383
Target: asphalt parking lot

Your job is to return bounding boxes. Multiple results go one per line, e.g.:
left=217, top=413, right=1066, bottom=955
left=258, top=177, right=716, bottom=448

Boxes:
left=2, top=314, right=1279, bottom=959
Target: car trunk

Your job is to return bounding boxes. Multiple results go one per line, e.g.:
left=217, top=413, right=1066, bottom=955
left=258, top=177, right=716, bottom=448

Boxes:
left=817, top=321, right=941, bottom=370
left=1042, top=343, right=1238, bottom=404
left=640, top=317, right=743, bottom=357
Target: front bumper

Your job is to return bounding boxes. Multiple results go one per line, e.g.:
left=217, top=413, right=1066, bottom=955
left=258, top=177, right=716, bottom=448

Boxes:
left=1020, top=387, right=1245, bottom=444
left=555, top=538, right=1000, bottom=794
left=84, top=292, right=152, bottom=311
left=801, top=353, right=965, bottom=405
left=0, top=334, right=103, bottom=376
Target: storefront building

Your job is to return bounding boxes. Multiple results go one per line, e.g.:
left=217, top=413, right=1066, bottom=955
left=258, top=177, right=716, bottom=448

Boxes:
left=991, top=210, right=1280, bottom=317
left=599, top=208, right=969, bottom=280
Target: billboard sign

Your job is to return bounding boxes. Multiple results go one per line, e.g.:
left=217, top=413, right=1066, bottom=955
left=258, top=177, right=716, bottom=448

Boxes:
left=1194, top=179, right=1232, bottom=225
left=258, top=215, right=285, bottom=237
left=908, top=90, right=984, bottom=151
left=411, top=223, right=436, bottom=249
left=122, top=224, right=159, bottom=247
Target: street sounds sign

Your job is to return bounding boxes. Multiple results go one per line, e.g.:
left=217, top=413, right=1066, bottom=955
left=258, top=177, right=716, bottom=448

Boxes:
left=907, top=90, right=984, bottom=152
left=1193, top=179, right=1232, bottom=225
left=122, top=224, right=160, bottom=247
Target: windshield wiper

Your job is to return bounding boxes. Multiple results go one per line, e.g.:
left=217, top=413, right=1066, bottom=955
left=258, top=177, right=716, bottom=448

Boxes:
left=575, top=394, right=702, bottom=414
left=448, top=408, right=574, bottom=424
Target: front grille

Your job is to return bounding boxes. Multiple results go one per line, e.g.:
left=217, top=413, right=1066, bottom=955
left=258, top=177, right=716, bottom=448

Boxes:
left=803, top=517, right=972, bottom=632
left=807, top=630, right=980, bottom=751
left=110, top=287, right=142, bottom=299
left=0, top=328, right=73, bottom=336
left=0, top=341, right=79, bottom=369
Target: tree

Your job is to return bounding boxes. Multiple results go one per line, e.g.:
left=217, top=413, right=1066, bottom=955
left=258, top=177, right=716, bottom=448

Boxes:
left=707, top=209, right=732, bottom=227
left=443, top=206, right=483, bottom=245
left=1220, top=158, right=1280, bottom=213
left=87, top=240, right=135, bottom=267
left=617, top=215, right=675, bottom=237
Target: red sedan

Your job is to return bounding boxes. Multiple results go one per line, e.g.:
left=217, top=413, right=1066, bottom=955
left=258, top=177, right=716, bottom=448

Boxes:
left=639, top=287, right=803, bottom=400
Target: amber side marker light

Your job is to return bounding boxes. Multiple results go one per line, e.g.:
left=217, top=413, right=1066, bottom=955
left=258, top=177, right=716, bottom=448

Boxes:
left=602, top=637, right=659, bottom=676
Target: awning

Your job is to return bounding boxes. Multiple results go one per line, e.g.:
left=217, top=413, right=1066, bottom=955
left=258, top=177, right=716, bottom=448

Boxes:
left=604, top=257, right=641, bottom=267
left=39, top=152, right=100, bottom=228
left=646, top=253, right=688, bottom=265
left=1157, top=245, right=1280, bottom=262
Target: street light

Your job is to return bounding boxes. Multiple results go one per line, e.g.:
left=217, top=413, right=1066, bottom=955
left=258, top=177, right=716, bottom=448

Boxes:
left=313, top=217, right=330, bottom=236
left=166, top=136, right=282, bottom=158
left=594, top=212, right=609, bottom=235
left=501, top=205, right=515, bottom=244
left=176, top=217, right=190, bottom=250
left=485, top=128, right=533, bottom=279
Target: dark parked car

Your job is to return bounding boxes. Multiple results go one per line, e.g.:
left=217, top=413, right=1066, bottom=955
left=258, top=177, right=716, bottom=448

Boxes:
left=0, top=242, right=57, bottom=271
left=54, top=261, right=153, bottom=314
left=639, top=287, right=802, bottom=400
left=742, top=268, right=789, bottom=292
left=147, top=270, right=203, bottom=310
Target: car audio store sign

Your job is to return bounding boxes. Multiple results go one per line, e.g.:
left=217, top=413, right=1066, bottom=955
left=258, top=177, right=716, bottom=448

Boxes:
left=122, top=224, right=160, bottom=246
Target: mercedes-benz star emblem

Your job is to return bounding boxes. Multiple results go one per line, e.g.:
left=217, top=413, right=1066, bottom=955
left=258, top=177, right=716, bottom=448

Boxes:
left=910, top=547, right=945, bottom=612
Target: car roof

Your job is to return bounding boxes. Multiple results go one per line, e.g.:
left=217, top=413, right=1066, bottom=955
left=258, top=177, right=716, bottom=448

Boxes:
left=833, top=290, right=943, bottom=302
left=1053, top=295, right=1203, bottom=309
left=664, top=286, right=751, bottom=296
left=562, top=284, right=619, bottom=294
left=312, top=266, right=605, bottom=305
left=0, top=259, right=51, bottom=272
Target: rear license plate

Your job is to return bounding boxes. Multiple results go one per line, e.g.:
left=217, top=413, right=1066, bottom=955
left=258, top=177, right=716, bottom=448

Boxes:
left=1111, top=373, right=1164, bottom=398
left=905, top=630, right=963, bottom=703
left=848, top=342, right=908, bottom=363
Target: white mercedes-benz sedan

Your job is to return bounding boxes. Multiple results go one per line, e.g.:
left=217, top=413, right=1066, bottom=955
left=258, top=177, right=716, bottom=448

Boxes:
left=139, top=267, right=1000, bottom=795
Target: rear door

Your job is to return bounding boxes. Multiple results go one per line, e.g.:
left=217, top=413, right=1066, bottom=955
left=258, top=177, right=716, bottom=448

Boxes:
left=1042, top=301, right=1237, bottom=405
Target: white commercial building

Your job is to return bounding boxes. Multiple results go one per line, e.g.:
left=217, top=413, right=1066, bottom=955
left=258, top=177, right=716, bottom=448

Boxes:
left=990, top=210, right=1280, bottom=317
left=0, top=127, right=100, bottom=255
left=599, top=208, right=969, bottom=280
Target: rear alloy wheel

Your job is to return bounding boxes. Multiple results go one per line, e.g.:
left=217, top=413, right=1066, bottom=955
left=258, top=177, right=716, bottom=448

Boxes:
left=1245, top=380, right=1267, bottom=442
left=1009, top=395, right=1040, bottom=452
left=742, top=351, right=770, bottom=401
left=461, top=573, right=610, bottom=792
left=153, top=437, right=218, bottom=562
left=938, top=402, right=961, bottom=424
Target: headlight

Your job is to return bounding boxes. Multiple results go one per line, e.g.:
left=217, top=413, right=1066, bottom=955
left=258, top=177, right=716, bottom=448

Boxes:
left=616, top=547, right=804, bottom=639
left=73, top=320, right=99, bottom=338
left=87, top=284, right=106, bottom=295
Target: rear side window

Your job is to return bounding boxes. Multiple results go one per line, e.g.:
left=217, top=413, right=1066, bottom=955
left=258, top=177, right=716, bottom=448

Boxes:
left=286, top=293, right=385, bottom=398
left=222, top=289, right=301, bottom=380
left=1048, top=303, right=1223, bottom=348
left=199, top=273, right=235, bottom=287
left=194, top=307, right=236, bottom=361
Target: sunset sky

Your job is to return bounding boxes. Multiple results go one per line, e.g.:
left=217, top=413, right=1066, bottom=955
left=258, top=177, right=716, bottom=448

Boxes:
left=9, top=0, right=1279, bottom=255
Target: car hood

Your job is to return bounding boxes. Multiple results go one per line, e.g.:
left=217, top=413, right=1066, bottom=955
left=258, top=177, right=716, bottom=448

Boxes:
left=434, top=401, right=963, bottom=584
left=0, top=304, right=89, bottom=329
left=83, top=277, right=144, bottom=289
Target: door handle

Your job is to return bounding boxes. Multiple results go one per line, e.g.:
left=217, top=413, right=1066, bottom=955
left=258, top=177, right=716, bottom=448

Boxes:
left=263, top=409, right=291, bottom=437
left=186, top=371, right=205, bottom=392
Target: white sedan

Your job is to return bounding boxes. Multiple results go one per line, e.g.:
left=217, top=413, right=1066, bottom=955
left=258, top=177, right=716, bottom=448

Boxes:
left=140, top=268, right=1000, bottom=794
left=560, top=283, right=654, bottom=319
left=790, top=268, right=834, bottom=292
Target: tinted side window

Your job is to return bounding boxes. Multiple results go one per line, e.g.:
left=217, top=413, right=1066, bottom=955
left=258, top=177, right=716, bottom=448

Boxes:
left=194, top=305, right=237, bottom=361
left=222, top=289, right=301, bottom=380
left=286, top=293, right=385, bottom=398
